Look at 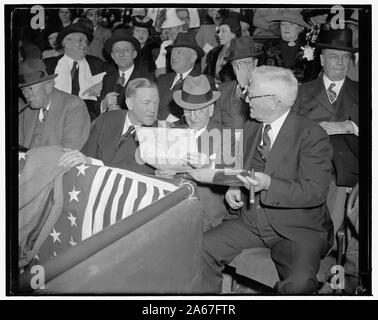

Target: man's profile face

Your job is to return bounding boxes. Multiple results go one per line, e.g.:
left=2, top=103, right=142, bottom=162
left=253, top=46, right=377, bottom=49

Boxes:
left=184, top=105, right=213, bottom=130
left=321, top=48, right=352, bottom=81
left=130, top=87, right=159, bottom=126
left=86, top=9, right=100, bottom=27
left=248, top=83, right=275, bottom=123
left=63, top=32, right=88, bottom=60
left=165, top=26, right=181, bottom=42
left=171, top=47, right=196, bottom=74
left=111, top=41, right=137, bottom=70
left=21, top=81, right=50, bottom=109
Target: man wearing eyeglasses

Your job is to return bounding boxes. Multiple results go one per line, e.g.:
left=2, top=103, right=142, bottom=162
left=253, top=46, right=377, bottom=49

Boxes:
left=211, top=36, right=263, bottom=129
left=202, top=66, right=334, bottom=294
left=44, top=21, right=106, bottom=120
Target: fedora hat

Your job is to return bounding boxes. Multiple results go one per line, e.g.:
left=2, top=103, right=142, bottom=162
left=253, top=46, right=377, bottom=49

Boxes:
left=269, top=10, right=311, bottom=29
left=56, top=22, right=94, bottom=48
left=173, top=75, right=221, bottom=110
left=316, top=29, right=358, bottom=52
left=19, top=59, right=58, bottom=88
left=166, top=32, right=204, bottom=59
left=161, top=8, right=186, bottom=29
left=132, top=15, right=153, bottom=29
left=225, top=36, right=263, bottom=61
left=104, top=28, right=141, bottom=55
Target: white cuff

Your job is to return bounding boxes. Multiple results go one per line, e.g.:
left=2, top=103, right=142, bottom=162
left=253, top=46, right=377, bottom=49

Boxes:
left=90, top=157, right=104, bottom=166
left=350, top=120, right=359, bottom=136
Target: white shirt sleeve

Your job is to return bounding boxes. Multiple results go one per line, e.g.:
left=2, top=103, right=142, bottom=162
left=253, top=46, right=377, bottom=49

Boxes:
left=90, top=157, right=104, bottom=166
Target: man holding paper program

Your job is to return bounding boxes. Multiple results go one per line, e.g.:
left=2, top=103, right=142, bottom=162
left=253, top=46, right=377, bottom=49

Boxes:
left=202, top=66, right=334, bottom=294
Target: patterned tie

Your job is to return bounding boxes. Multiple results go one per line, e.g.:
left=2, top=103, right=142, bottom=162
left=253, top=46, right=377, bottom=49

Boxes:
left=257, top=124, right=271, bottom=162
left=118, top=72, right=125, bottom=87
left=117, top=125, right=135, bottom=149
left=327, top=83, right=337, bottom=104
left=172, top=73, right=183, bottom=89
left=41, top=107, right=48, bottom=123
left=71, top=61, right=80, bottom=96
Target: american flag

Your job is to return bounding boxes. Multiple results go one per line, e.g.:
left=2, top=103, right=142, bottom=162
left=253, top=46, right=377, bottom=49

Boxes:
left=19, top=152, right=178, bottom=266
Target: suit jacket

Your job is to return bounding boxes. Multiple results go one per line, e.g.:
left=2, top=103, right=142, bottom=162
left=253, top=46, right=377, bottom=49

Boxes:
left=81, top=110, right=155, bottom=175
left=294, top=77, right=359, bottom=187
left=241, top=111, right=334, bottom=257
left=212, top=80, right=249, bottom=129
left=87, top=25, right=112, bottom=61
left=43, top=54, right=106, bottom=80
left=156, top=69, right=215, bottom=121
left=97, top=66, right=153, bottom=112
left=204, top=45, right=235, bottom=83
left=19, top=88, right=91, bottom=150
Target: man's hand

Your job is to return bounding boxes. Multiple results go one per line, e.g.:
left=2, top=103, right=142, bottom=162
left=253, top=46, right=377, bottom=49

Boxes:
left=103, top=92, right=119, bottom=110
left=237, top=172, right=271, bottom=192
left=233, top=62, right=252, bottom=89
left=225, top=187, right=244, bottom=209
left=319, top=120, right=355, bottom=135
left=184, top=152, right=211, bottom=169
left=83, top=82, right=103, bottom=97
left=59, top=149, right=91, bottom=168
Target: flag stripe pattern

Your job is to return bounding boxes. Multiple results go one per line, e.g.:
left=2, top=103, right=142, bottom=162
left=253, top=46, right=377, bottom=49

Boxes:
left=19, top=154, right=179, bottom=266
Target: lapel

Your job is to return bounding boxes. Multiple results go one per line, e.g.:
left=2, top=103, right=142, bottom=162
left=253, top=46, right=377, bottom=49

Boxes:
left=243, top=120, right=263, bottom=169
left=109, top=111, right=133, bottom=163
left=311, top=77, right=335, bottom=116
left=40, top=89, right=60, bottom=145
left=23, top=108, right=39, bottom=147
left=264, top=111, right=297, bottom=175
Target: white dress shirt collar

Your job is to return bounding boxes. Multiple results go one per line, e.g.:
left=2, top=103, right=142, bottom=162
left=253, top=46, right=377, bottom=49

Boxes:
left=119, top=64, right=135, bottom=87
left=38, top=100, right=52, bottom=122
left=323, top=74, right=345, bottom=99
left=170, top=67, right=194, bottom=89
left=263, top=109, right=290, bottom=147
left=122, top=111, right=142, bottom=135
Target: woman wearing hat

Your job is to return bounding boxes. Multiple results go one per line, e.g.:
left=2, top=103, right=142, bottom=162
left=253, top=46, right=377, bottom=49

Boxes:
left=262, top=10, right=317, bottom=83
left=132, top=16, right=161, bottom=75
left=204, top=12, right=242, bottom=84
left=41, top=24, right=64, bottom=59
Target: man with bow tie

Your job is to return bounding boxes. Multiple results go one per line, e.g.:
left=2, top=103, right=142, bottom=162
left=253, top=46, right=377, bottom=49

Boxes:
left=201, top=66, right=334, bottom=294
left=97, top=29, right=153, bottom=113
left=59, top=78, right=159, bottom=175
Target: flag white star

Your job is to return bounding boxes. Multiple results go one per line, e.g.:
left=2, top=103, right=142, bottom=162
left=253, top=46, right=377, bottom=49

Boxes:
left=68, top=186, right=80, bottom=202
left=50, top=228, right=61, bottom=243
left=69, top=236, right=77, bottom=246
left=19, top=153, right=26, bottom=160
left=67, top=212, right=78, bottom=227
left=76, top=163, right=89, bottom=176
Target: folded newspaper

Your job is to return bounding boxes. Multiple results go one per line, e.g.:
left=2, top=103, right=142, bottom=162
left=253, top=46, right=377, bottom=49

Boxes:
left=136, top=127, right=197, bottom=171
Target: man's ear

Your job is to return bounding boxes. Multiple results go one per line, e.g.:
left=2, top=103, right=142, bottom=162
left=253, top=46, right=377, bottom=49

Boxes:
left=45, top=80, right=55, bottom=94
left=132, top=49, right=137, bottom=60
left=209, top=103, right=214, bottom=117
left=126, top=96, right=133, bottom=110
left=320, top=54, right=325, bottom=68
left=254, top=59, right=258, bottom=68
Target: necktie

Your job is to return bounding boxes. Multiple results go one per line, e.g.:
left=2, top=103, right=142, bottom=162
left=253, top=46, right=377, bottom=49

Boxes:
left=172, top=73, right=183, bottom=89
left=41, top=107, right=48, bottom=123
left=327, top=83, right=337, bottom=104
left=257, top=124, right=271, bottom=162
left=71, top=61, right=80, bottom=96
left=118, top=72, right=125, bottom=87
left=117, top=125, right=135, bottom=149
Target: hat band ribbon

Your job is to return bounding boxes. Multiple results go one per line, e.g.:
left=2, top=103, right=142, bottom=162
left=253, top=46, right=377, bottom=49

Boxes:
left=182, top=88, right=213, bottom=104
left=19, top=71, right=47, bottom=84
left=320, top=39, right=353, bottom=48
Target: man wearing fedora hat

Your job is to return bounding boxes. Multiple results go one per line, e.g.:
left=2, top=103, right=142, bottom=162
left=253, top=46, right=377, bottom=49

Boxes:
left=212, top=36, right=263, bottom=129
left=43, top=21, right=107, bottom=119
left=295, top=28, right=359, bottom=188
left=156, top=32, right=211, bottom=123
left=97, top=28, right=153, bottom=112
left=19, top=58, right=90, bottom=150
left=172, top=74, right=236, bottom=230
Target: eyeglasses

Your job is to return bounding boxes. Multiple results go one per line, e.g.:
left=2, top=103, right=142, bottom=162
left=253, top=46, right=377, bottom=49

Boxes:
left=248, top=94, right=275, bottom=100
